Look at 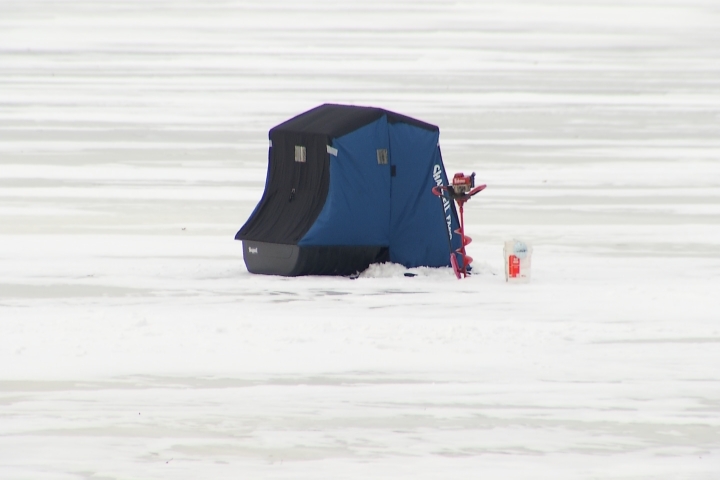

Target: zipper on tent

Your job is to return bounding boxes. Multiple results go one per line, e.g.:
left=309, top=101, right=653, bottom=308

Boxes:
left=289, top=142, right=305, bottom=202
left=386, top=124, right=393, bottom=255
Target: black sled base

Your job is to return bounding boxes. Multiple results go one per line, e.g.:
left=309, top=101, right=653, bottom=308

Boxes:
left=242, top=241, right=389, bottom=277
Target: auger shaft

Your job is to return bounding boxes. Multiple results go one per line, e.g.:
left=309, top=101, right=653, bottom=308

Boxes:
left=431, top=177, right=486, bottom=279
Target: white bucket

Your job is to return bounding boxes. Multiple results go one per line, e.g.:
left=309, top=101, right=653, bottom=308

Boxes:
left=504, top=239, right=532, bottom=283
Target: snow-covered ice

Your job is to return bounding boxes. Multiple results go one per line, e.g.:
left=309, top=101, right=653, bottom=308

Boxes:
left=1, top=1, right=719, bottom=478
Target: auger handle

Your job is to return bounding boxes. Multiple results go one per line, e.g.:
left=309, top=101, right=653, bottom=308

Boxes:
left=468, top=184, right=487, bottom=197
left=431, top=185, right=448, bottom=197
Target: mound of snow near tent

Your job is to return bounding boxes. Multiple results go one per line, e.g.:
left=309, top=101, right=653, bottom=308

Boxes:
left=359, top=262, right=497, bottom=279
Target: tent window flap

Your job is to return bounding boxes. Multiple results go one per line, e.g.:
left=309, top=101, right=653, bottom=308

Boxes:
left=295, top=146, right=306, bottom=163
left=377, top=149, right=388, bottom=165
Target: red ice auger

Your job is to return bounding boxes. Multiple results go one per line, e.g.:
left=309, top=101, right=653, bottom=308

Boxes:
left=432, top=172, right=486, bottom=279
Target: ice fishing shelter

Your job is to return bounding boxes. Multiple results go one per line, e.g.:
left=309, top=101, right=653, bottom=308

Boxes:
left=235, top=103, right=462, bottom=276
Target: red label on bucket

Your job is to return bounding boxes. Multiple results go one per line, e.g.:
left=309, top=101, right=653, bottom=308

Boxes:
left=509, top=255, right=520, bottom=277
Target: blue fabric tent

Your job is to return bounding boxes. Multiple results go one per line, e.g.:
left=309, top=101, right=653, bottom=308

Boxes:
left=236, top=103, right=462, bottom=276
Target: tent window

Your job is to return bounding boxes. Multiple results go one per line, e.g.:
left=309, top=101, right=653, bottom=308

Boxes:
left=377, top=149, right=388, bottom=165
left=295, top=146, right=306, bottom=163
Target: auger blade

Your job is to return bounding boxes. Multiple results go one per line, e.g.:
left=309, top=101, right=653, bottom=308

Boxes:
left=450, top=253, right=461, bottom=279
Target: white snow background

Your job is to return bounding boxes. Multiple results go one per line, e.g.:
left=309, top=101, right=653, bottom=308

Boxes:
left=1, top=1, right=720, bottom=478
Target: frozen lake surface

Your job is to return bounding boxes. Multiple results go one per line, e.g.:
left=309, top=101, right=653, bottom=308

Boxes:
left=1, top=1, right=720, bottom=478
